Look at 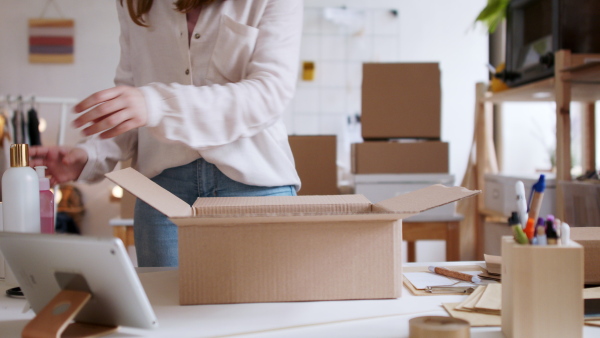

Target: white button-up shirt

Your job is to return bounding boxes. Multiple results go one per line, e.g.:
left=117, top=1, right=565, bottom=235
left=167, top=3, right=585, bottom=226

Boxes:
left=78, top=0, right=302, bottom=190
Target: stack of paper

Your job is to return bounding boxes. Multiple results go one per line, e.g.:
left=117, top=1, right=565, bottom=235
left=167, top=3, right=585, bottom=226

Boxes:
left=442, top=284, right=502, bottom=327
left=479, top=254, right=501, bottom=281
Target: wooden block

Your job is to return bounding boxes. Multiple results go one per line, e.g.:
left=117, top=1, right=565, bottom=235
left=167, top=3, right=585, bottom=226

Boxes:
left=501, top=236, right=584, bottom=338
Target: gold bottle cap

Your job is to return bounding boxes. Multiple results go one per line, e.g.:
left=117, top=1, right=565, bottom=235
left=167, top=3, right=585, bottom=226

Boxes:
left=10, top=144, right=30, bottom=167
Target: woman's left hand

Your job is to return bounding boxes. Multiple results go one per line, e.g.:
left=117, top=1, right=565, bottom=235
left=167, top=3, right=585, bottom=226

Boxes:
left=73, top=85, right=147, bottom=139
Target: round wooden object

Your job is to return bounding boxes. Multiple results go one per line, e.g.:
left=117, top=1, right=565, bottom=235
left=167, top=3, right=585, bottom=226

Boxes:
left=409, top=316, right=470, bottom=338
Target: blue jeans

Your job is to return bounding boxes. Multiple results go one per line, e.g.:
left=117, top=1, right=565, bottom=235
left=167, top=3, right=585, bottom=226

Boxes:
left=133, top=158, right=296, bottom=267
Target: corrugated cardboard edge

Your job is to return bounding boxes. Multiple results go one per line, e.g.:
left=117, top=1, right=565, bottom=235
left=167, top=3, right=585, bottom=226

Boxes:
left=190, top=194, right=372, bottom=216
left=171, top=213, right=407, bottom=226
left=105, top=168, right=191, bottom=218
left=106, top=168, right=479, bottom=222
left=373, top=185, right=480, bottom=214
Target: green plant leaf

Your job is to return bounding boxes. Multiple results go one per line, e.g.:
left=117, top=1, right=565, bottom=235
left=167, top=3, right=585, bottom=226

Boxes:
left=475, top=0, right=510, bottom=33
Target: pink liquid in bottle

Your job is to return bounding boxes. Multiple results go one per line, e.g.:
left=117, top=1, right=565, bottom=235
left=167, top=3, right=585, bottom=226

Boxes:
left=36, top=166, right=55, bottom=234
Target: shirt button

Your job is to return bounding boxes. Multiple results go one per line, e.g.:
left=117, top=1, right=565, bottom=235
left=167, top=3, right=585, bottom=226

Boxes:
left=185, top=69, right=190, bottom=75
left=194, top=33, right=201, bottom=39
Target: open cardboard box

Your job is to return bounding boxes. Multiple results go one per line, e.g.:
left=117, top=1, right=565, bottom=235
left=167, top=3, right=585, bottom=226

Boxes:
left=570, top=227, right=600, bottom=284
left=106, top=168, right=478, bottom=305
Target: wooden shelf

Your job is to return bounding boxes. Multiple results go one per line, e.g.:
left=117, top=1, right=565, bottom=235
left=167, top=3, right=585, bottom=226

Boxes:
left=479, top=208, right=507, bottom=219
left=485, top=61, right=600, bottom=103
left=472, top=50, right=599, bottom=259
left=563, top=61, right=600, bottom=83
left=485, top=78, right=556, bottom=102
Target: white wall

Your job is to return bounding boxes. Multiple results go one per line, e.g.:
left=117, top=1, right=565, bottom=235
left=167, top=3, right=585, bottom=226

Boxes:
left=300, top=0, right=488, bottom=186
left=0, top=0, right=488, bottom=238
left=0, top=0, right=121, bottom=237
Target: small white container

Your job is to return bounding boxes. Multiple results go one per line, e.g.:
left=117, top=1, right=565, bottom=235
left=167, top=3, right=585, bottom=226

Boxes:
left=2, top=144, right=40, bottom=285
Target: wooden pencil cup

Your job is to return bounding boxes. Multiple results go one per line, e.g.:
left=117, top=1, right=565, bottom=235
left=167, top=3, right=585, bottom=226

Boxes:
left=501, top=236, right=584, bottom=338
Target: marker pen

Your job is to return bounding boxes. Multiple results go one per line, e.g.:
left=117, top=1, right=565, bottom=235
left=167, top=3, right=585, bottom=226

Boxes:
left=515, top=180, right=528, bottom=228
left=509, top=212, right=529, bottom=245
left=525, top=175, right=545, bottom=241
left=530, top=217, right=544, bottom=244
left=546, top=217, right=558, bottom=245
left=560, top=221, right=571, bottom=245
left=535, top=223, right=547, bottom=246
left=547, top=214, right=557, bottom=237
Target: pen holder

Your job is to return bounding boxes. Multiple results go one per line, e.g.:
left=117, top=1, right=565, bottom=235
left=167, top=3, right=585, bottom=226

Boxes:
left=501, top=236, right=584, bottom=338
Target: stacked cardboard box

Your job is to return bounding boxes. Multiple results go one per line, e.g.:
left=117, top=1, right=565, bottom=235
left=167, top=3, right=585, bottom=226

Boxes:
left=560, top=181, right=600, bottom=227
left=288, top=135, right=338, bottom=195
left=353, top=63, right=454, bottom=218
left=353, top=63, right=449, bottom=175
left=570, top=227, right=600, bottom=284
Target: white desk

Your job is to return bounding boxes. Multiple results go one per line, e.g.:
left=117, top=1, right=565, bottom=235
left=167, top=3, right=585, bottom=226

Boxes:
left=1, top=261, right=599, bottom=337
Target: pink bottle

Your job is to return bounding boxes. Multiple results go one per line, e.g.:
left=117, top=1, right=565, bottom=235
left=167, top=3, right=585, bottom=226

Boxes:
left=35, top=166, right=55, bottom=234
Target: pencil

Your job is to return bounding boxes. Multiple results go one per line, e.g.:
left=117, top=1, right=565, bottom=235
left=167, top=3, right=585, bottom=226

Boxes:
left=428, top=266, right=481, bottom=283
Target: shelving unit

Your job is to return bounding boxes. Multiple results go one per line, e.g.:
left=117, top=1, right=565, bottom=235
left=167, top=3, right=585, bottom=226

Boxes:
left=473, top=50, right=600, bottom=258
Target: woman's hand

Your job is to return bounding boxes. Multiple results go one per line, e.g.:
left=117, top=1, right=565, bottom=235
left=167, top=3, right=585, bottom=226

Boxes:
left=73, top=85, right=147, bottom=139
left=29, top=146, right=88, bottom=185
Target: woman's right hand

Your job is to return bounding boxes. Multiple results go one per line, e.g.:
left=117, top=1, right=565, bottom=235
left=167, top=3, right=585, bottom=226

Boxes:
left=29, top=146, right=88, bottom=186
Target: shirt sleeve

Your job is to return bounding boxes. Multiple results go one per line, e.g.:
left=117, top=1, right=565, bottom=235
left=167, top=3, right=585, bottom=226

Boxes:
left=140, top=0, right=303, bottom=149
left=76, top=132, right=138, bottom=183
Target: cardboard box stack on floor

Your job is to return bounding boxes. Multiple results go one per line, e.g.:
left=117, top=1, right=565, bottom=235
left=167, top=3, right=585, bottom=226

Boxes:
left=353, top=63, right=449, bottom=175
left=353, top=63, right=455, bottom=220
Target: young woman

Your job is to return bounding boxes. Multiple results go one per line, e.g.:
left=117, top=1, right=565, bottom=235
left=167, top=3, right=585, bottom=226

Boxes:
left=30, top=0, right=303, bottom=267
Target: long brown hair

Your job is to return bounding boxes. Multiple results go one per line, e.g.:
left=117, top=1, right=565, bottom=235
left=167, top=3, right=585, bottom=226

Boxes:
left=119, top=0, right=218, bottom=26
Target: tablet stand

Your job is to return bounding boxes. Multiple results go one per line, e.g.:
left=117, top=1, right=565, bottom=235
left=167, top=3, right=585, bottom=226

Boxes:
left=22, top=289, right=118, bottom=338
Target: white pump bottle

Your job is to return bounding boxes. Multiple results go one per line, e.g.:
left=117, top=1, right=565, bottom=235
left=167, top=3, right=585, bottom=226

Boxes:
left=2, top=144, right=41, bottom=233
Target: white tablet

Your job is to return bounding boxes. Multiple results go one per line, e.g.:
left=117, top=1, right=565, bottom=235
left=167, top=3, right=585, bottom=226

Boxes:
left=0, top=232, right=158, bottom=330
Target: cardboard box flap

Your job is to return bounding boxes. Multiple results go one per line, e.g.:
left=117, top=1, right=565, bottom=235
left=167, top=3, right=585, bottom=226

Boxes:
left=372, top=184, right=480, bottom=214
left=105, top=168, right=191, bottom=218
left=191, top=194, right=373, bottom=216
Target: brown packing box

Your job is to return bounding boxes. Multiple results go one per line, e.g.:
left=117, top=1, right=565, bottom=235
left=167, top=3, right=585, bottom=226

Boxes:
left=570, top=227, right=600, bottom=285
left=361, top=63, right=441, bottom=140
left=288, top=135, right=338, bottom=195
left=560, top=181, right=600, bottom=227
left=106, top=168, right=478, bottom=305
left=351, top=141, right=448, bottom=174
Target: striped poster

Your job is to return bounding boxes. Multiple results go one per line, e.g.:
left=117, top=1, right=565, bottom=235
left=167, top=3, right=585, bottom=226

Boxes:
left=28, top=18, right=74, bottom=63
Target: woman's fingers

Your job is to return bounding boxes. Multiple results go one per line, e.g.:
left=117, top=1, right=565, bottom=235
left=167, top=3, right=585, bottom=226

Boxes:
left=72, top=86, right=147, bottom=138
left=73, top=87, right=121, bottom=115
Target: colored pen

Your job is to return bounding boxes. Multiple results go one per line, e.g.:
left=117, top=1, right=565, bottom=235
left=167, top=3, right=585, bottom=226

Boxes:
left=527, top=174, right=545, bottom=221
left=535, top=223, right=547, bottom=246
left=515, top=180, right=528, bottom=228
left=525, top=175, right=545, bottom=240
left=560, top=220, right=571, bottom=245
left=546, top=217, right=558, bottom=245
left=524, top=218, right=536, bottom=242
left=509, top=212, right=529, bottom=244
left=428, top=266, right=481, bottom=283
